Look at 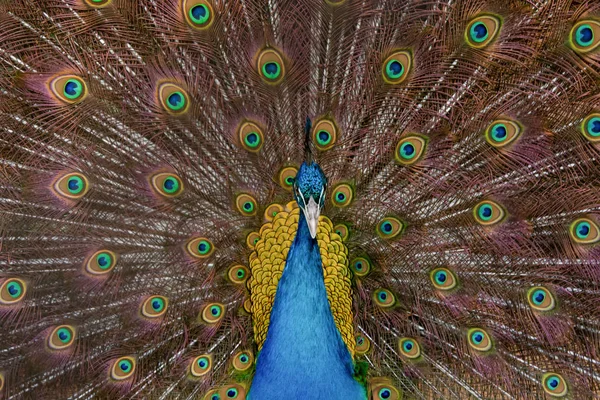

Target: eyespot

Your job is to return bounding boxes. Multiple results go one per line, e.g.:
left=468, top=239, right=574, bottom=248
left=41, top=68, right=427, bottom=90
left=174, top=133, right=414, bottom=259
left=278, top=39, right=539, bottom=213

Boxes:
left=581, top=113, right=600, bottom=143
left=151, top=173, right=184, bottom=197
left=355, top=334, right=371, bottom=355
left=232, top=350, right=254, bottom=371
left=237, top=121, right=264, bottom=152
left=376, top=217, right=404, bottom=239
left=84, top=0, right=112, bottom=7
left=190, top=354, right=212, bottom=377
left=473, top=200, right=506, bottom=226
left=227, top=264, right=249, bottom=284
left=333, top=223, right=349, bottom=241
left=351, top=257, right=371, bottom=277
left=527, top=286, right=556, bottom=312
left=373, top=289, right=395, bottom=308
left=220, top=384, right=245, bottom=399
left=256, top=48, right=285, bottom=84
left=398, top=337, right=421, bottom=359
left=430, top=268, right=458, bottom=291
left=235, top=194, right=258, bottom=216
left=278, top=166, right=297, bottom=190
left=542, top=373, right=568, bottom=397
left=157, top=82, right=190, bottom=115
left=246, top=232, right=260, bottom=250
left=312, top=118, right=338, bottom=151
left=331, top=183, right=353, bottom=208
left=182, top=0, right=215, bottom=29
left=49, top=75, right=88, bottom=104
left=370, top=381, right=401, bottom=400
left=569, top=217, right=600, bottom=245
left=465, top=14, right=502, bottom=49
left=569, top=20, right=600, bottom=53
left=264, top=204, right=283, bottom=222
left=484, top=119, right=523, bottom=148
left=201, top=303, right=225, bottom=324
left=382, top=50, right=412, bottom=85
left=110, top=356, right=136, bottom=381
left=53, top=172, right=89, bottom=200
left=48, top=325, right=76, bottom=350
left=0, top=278, right=27, bottom=305
left=394, top=135, right=427, bottom=166
left=85, top=250, right=118, bottom=275
left=467, top=328, right=493, bottom=352
left=141, top=295, right=168, bottom=319
left=186, top=237, right=215, bottom=258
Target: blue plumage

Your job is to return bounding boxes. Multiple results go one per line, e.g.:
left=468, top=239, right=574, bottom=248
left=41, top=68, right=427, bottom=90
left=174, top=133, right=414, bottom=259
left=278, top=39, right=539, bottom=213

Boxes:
left=248, top=211, right=366, bottom=400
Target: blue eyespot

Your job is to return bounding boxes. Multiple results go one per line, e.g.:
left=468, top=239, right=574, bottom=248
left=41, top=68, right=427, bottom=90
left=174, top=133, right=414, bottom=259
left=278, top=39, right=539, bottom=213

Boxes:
left=378, top=388, right=391, bottom=399
left=435, top=270, right=447, bottom=284
left=470, top=22, right=488, bottom=42
left=576, top=25, right=594, bottom=46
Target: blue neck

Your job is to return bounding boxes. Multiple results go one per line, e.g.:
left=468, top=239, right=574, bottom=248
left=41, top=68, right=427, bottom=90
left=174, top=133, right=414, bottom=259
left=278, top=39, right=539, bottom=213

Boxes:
left=248, top=213, right=366, bottom=400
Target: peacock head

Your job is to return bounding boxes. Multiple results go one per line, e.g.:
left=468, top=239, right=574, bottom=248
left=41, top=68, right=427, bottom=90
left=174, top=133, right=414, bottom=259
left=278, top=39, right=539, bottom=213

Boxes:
left=293, top=162, right=327, bottom=239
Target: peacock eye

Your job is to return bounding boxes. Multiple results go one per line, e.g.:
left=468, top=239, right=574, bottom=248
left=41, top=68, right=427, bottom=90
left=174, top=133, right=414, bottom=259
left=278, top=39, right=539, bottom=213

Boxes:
left=382, top=50, right=412, bottom=84
left=151, top=173, right=184, bottom=197
left=569, top=20, right=600, bottom=53
left=376, top=217, right=404, bottom=239
left=542, top=373, right=568, bottom=397
left=373, top=289, right=396, bottom=308
left=220, top=384, right=245, bottom=399
left=370, top=382, right=401, bottom=400
left=0, top=278, right=27, bottom=304
left=232, top=350, right=254, bottom=371
left=157, top=82, right=190, bottom=115
left=141, top=295, right=168, bottom=319
left=473, top=200, right=505, bottom=226
left=527, top=286, right=555, bottom=312
left=394, top=135, right=427, bottom=166
left=581, top=113, right=600, bottom=143
left=246, top=231, right=261, bottom=250
left=190, top=355, right=212, bottom=377
left=182, top=0, right=214, bottom=29
left=186, top=237, right=215, bottom=258
left=256, top=48, right=285, bottom=84
left=465, top=14, right=502, bottom=48
left=49, top=75, right=88, bottom=104
left=228, top=264, right=249, bottom=284
left=111, top=357, right=136, bottom=380
left=398, top=338, right=421, bottom=359
left=467, top=328, right=493, bottom=352
left=48, top=325, right=76, bottom=350
left=201, top=303, right=225, bottom=324
left=351, top=257, right=371, bottom=277
left=236, top=193, right=258, bottom=216
left=263, top=203, right=283, bottom=222
left=569, top=217, right=600, bottom=245
left=333, top=223, right=349, bottom=241
left=484, top=118, right=522, bottom=148
left=85, top=250, right=118, bottom=275
left=430, top=267, right=458, bottom=291
left=355, top=334, right=371, bottom=355
left=53, top=172, right=90, bottom=200
left=331, top=183, right=353, bottom=207
left=312, top=118, right=339, bottom=151
left=238, top=121, right=264, bottom=152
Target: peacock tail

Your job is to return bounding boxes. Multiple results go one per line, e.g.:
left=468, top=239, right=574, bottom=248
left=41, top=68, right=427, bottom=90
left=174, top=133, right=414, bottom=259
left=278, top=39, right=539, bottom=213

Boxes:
left=0, top=0, right=599, bottom=398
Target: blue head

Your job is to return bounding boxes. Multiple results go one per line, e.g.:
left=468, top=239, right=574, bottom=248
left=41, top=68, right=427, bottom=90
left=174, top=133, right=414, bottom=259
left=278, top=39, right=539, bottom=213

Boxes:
left=293, top=162, right=327, bottom=238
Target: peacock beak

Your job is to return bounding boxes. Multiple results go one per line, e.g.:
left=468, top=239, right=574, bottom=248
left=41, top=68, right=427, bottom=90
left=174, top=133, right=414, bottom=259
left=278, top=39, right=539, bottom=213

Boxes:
left=302, top=196, right=320, bottom=239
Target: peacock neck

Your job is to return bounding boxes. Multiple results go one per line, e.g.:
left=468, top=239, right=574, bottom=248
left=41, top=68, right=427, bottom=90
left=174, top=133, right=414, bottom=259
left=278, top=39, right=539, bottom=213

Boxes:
left=248, top=212, right=366, bottom=400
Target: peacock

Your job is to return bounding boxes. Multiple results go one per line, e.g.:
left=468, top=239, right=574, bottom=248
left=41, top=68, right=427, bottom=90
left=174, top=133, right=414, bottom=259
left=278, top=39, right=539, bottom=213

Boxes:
left=1, top=0, right=600, bottom=398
